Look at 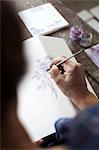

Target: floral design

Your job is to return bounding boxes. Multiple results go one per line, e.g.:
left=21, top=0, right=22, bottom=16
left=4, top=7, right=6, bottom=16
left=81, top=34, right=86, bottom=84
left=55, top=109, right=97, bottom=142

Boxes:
left=32, top=56, right=57, bottom=99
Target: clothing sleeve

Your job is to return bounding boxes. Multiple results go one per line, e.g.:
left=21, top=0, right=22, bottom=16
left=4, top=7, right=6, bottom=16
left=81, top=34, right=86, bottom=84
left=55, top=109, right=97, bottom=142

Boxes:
left=55, top=105, right=99, bottom=149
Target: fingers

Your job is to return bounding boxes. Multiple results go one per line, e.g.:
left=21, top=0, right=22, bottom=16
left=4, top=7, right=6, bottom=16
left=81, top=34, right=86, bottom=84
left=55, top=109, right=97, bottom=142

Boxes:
left=48, top=56, right=86, bottom=100
left=49, top=56, right=83, bottom=81
left=49, top=56, right=65, bottom=68
left=48, top=56, right=76, bottom=75
left=63, top=58, right=82, bottom=72
left=49, top=65, right=60, bottom=78
left=49, top=65, right=64, bottom=84
left=36, top=139, right=45, bottom=145
left=49, top=56, right=74, bottom=70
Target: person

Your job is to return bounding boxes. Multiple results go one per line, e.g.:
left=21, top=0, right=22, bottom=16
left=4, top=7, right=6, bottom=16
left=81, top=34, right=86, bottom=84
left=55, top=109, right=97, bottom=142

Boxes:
left=1, top=1, right=36, bottom=149
left=1, top=1, right=63, bottom=149
left=1, top=1, right=99, bottom=149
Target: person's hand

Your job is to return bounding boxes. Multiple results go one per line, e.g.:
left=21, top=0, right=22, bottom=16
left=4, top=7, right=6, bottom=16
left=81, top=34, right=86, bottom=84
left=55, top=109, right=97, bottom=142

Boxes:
left=49, top=56, right=93, bottom=109
left=35, top=139, right=45, bottom=146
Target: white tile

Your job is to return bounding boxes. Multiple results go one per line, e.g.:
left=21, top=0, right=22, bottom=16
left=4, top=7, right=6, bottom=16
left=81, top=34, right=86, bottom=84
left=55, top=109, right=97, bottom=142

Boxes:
left=87, top=18, right=99, bottom=33
left=18, top=3, right=69, bottom=36
left=77, top=9, right=93, bottom=21
left=90, top=6, right=99, bottom=20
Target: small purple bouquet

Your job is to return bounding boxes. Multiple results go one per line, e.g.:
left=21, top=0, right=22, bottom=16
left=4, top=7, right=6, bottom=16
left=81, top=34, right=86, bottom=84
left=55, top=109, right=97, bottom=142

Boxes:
left=69, top=25, right=83, bottom=41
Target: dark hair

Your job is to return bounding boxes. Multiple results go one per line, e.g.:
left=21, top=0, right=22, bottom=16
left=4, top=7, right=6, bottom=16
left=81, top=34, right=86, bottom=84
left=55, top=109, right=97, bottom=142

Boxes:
left=1, top=1, right=25, bottom=111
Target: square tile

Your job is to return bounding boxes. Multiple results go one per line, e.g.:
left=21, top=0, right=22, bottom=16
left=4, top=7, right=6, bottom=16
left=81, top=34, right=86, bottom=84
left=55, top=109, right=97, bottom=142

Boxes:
left=87, top=18, right=99, bottom=33
left=90, top=6, right=99, bottom=20
left=77, top=9, right=93, bottom=21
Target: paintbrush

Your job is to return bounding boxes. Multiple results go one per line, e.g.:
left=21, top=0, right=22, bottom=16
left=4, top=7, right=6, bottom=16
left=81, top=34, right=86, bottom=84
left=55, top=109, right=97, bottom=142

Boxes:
left=46, top=48, right=85, bottom=72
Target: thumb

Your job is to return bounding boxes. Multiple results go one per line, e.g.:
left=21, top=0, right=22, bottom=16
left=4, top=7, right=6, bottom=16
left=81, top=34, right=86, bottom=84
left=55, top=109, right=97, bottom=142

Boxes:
left=49, top=65, right=60, bottom=79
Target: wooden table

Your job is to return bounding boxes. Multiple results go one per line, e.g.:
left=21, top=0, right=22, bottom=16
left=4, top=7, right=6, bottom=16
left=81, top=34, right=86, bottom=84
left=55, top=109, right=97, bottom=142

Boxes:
left=15, top=0, right=99, bottom=97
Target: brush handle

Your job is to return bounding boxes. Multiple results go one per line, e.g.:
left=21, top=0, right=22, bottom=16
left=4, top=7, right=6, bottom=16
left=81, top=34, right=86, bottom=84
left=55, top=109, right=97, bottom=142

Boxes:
left=47, top=48, right=84, bottom=72
left=57, top=48, right=84, bottom=67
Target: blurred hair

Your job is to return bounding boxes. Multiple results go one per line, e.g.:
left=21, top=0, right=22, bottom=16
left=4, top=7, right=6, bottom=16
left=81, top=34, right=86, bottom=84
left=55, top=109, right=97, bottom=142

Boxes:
left=1, top=1, right=25, bottom=112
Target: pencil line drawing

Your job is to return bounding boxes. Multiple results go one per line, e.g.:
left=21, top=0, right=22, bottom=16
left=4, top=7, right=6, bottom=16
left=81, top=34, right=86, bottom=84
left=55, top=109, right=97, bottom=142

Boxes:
left=32, top=56, right=57, bottom=99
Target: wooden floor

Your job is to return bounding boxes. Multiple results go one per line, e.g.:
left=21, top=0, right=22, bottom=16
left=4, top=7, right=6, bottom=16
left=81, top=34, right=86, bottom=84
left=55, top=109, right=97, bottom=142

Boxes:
left=61, top=0, right=99, bottom=13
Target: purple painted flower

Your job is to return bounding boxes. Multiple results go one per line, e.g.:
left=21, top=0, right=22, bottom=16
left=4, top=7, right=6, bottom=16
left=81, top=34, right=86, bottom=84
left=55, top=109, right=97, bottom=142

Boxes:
left=32, top=56, right=57, bottom=99
left=69, top=25, right=83, bottom=41
left=85, top=44, right=99, bottom=68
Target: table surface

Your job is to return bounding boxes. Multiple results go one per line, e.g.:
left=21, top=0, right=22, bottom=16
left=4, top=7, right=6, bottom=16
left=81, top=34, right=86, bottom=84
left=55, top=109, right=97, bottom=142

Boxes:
left=15, top=0, right=99, bottom=97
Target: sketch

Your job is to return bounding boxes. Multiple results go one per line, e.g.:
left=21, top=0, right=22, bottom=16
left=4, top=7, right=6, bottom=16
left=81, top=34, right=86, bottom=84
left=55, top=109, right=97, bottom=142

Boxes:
left=30, top=27, right=44, bottom=35
left=32, top=56, right=57, bottom=99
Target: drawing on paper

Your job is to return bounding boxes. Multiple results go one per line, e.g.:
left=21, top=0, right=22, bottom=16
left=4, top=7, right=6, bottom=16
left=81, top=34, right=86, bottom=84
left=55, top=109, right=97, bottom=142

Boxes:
left=32, top=56, right=57, bottom=99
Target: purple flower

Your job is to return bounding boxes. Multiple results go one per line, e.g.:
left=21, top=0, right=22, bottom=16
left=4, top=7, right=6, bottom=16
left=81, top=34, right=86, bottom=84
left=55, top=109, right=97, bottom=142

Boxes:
left=69, top=25, right=83, bottom=41
left=32, top=56, right=57, bottom=99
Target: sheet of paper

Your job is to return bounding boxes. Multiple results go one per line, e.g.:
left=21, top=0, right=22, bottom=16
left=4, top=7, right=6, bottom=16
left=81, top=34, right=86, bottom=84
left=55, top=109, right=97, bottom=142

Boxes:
left=18, top=3, right=69, bottom=36
left=17, top=37, right=76, bottom=141
left=17, top=36, right=97, bottom=141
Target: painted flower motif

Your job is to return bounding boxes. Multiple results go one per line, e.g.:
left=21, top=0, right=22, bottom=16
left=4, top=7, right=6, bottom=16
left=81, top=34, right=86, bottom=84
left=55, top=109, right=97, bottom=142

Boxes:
left=32, top=56, right=57, bottom=99
left=85, top=44, right=99, bottom=68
